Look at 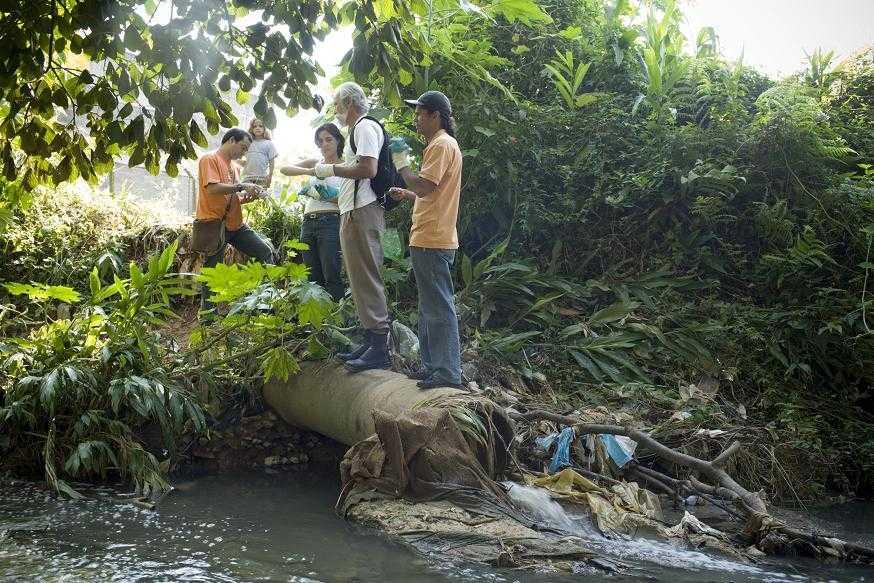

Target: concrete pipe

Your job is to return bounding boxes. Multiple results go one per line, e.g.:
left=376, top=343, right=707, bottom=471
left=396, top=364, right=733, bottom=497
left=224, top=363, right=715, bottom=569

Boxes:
left=262, top=362, right=465, bottom=446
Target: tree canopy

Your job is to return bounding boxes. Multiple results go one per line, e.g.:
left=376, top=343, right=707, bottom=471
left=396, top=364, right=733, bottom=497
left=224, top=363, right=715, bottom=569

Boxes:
left=0, top=0, right=551, bottom=189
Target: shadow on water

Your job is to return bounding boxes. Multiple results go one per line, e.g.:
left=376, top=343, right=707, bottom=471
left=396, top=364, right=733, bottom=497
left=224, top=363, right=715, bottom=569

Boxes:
left=1, top=469, right=872, bottom=583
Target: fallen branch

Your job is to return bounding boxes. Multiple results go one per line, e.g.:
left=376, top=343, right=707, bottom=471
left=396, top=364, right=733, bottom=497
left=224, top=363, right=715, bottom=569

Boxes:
left=511, top=409, right=765, bottom=514
left=513, top=409, right=874, bottom=564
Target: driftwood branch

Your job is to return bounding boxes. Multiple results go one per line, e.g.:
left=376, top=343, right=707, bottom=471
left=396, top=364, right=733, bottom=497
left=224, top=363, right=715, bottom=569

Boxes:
left=711, top=441, right=740, bottom=468
left=512, top=409, right=766, bottom=514
left=513, top=409, right=874, bottom=564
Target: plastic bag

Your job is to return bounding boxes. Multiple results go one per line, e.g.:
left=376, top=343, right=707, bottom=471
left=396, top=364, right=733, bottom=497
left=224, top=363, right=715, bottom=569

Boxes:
left=599, top=434, right=636, bottom=469
left=535, top=426, right=576, bottom=474
left=391, top=320, right=420, bottom=362
left=298, top=177, right=339, bottom=201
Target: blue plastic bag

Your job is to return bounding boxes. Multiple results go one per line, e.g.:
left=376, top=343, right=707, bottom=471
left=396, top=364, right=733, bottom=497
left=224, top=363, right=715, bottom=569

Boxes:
left=298, top=177, right=339, bottom=201
left=599, top=434, right=635, bottom=468
left=535, top=426, right=576, bottom=474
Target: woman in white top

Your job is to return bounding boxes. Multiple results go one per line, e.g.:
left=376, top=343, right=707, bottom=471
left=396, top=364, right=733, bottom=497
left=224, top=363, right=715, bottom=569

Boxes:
left=280, top=123, right=345, bottom=301
left=241, top=118, right=278, bottom=187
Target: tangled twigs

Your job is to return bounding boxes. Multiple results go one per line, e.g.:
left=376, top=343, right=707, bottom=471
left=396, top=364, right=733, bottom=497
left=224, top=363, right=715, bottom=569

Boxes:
left=512, top=409, right=874, bottom=564
left=511, top=409, right=766, bottom=514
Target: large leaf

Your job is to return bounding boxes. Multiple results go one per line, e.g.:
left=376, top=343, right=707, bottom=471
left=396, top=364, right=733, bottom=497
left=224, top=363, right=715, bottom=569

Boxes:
left=197, top=262, right=265, bottom=303
left=295, top=281, right=334, bottom=327
left=3, top=282, right=81, bottom=304
left=487, top=0, right=552, bottom=25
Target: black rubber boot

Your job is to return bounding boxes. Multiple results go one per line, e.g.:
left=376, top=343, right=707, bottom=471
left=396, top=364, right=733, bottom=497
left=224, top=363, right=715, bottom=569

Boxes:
left=345, top=331, right=391, bottom=372
left=337, top=330, right=372, bottom=362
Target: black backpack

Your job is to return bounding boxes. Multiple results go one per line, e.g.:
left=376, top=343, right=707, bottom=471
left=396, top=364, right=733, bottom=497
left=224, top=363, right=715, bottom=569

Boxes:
left=349, top=116, right=405, bottom=212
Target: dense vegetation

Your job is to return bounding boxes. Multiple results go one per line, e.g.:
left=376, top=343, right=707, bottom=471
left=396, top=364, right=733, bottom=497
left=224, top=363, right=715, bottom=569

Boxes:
left=2, top=0, right=872, bottom=501
left=371, top=0, right=874, bottom=499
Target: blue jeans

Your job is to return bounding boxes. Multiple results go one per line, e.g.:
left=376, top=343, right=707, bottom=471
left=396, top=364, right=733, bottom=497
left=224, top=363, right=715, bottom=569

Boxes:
left=201, top=224, right=277, bottom=309
left=300, top=213, right=344, bottom=302
left=410, top=247, right=461, bottom=385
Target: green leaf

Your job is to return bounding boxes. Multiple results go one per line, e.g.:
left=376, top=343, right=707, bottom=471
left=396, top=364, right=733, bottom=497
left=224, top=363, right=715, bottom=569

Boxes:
left=487, top=330, right=541, bottom=353
left=570, top=349, right=604, bottom=382
left=575, top=92, right=607, bottom=108
left=261, top=346, right=300, bottom=382
left=461, top=254, right=473, bottom=288
left=295, top=282, right=333, bottom=327
left=89, top=267, right=101, bottom=297
left=381, top=227, right=404, bottom=261
left=285, top=239, right=310, bottom=252
left=589, top=300, right=639, bottom=326
left=487, top=0, right=553, bottom=25
left=129, top=262, right=144, bottom=294
left=189, top=120, right=208, bottom=148
left=197, top=262, right=265, bottom=303
left=3, top=282, right=81, bottom=304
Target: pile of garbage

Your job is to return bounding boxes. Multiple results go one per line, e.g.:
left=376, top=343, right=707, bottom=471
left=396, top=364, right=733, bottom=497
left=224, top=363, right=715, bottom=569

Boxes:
left=335, top=391, right=874, bottom=572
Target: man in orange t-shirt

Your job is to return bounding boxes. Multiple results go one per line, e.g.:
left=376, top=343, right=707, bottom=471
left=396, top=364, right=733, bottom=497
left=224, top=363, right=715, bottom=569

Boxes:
left=197, top=128, right=277, bottom=310
left=388, top=91, right=463, bottom=389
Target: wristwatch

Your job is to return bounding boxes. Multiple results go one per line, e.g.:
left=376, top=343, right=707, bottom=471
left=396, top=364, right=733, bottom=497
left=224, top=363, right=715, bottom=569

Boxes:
left=234, top=184, right=246, bottom=193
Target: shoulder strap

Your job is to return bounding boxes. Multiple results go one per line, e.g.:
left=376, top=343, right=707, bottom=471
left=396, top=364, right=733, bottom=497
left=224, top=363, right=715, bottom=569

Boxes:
left=349, top=115, right=382, bottom=154
left=224, top=159, right=237, bottom=220
left=222, top=194, right=234, bottom=220
left=349, top=116, right=388, bottom=208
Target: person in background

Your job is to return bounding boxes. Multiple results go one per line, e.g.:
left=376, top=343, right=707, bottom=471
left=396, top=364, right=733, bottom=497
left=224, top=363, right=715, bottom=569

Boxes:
left=197, top=128, right=278, bottom=310
left=290, top=82, right=391, bottom=372
left=279, top=123, right=345, bottom=302
left=389, top=91, right=463, bottom=389
left=240, top=118, right=278, bottom=189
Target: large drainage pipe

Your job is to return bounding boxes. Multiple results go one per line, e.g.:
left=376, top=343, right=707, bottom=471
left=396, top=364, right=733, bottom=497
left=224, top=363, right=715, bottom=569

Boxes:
left=262, top=362, right=464, bottom=446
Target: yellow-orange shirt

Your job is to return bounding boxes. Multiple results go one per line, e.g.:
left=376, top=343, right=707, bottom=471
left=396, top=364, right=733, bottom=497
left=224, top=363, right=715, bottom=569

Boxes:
left=409, top=130, right=462, bottom=249
left=196, top=152, right=243, bottom=231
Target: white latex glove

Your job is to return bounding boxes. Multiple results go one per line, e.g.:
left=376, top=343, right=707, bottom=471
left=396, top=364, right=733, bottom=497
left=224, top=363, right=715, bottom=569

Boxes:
left=313, top=163, right=335, bottom=178
left=391, top=150, right=410, bottom=170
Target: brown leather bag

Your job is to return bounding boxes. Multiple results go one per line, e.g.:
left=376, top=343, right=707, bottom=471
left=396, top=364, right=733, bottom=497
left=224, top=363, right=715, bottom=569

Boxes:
left=191, top=197, right=233, bottom=256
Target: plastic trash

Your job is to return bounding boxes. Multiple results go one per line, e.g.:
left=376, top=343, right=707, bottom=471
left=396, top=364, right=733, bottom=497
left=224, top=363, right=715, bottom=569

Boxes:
left=389, top=136, right=411, bottom=154
left=391, top=320, right=420, bottom=363
left=298, top=177, right=339, bottom=201
left=535, top=426, right=576, bottom=474
left=598, top=434, right=636, bottom=469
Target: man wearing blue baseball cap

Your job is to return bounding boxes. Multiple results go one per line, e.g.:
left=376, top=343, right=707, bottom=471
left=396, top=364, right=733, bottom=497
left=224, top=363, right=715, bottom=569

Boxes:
left=389, top=91, right=464, bottom=389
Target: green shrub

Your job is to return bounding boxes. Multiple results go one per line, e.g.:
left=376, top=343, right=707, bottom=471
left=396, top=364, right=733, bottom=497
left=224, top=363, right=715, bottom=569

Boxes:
left=1, top=243, right=205, bottom=496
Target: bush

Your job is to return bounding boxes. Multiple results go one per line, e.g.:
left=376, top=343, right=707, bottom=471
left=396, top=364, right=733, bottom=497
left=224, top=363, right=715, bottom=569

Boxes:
left=1, top=183, right=159, bottom=288
left=1, top=243, right=206, bottom=496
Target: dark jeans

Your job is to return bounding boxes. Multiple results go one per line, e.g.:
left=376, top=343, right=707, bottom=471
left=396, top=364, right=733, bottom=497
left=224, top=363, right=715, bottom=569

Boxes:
left=410, top=247, right=462, bottom=385
left=200, top=224, right=277, bottom=309
left=301, top=212, right=344, bottom=302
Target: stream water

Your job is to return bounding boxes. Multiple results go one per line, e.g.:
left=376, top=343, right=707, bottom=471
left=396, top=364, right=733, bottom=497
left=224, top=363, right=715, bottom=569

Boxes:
left=1, top=468, right=871, bottom=583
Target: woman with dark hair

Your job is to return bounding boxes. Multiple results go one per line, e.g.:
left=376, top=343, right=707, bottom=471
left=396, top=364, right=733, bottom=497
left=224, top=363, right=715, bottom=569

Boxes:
left=280, top=123, right=345, bottom=301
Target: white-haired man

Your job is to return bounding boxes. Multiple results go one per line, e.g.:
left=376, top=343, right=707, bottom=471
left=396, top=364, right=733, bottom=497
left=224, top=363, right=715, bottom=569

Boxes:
left=311, top=82, right=391, bottom=371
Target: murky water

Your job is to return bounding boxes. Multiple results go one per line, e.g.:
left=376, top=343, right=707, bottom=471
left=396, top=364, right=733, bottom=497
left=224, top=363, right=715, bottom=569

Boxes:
left=1, top=470, right=871, bottom=583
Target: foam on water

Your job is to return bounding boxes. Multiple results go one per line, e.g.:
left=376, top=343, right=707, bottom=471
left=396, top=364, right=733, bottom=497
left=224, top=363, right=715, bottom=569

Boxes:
left=504, top=481, right=798, bottom=580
